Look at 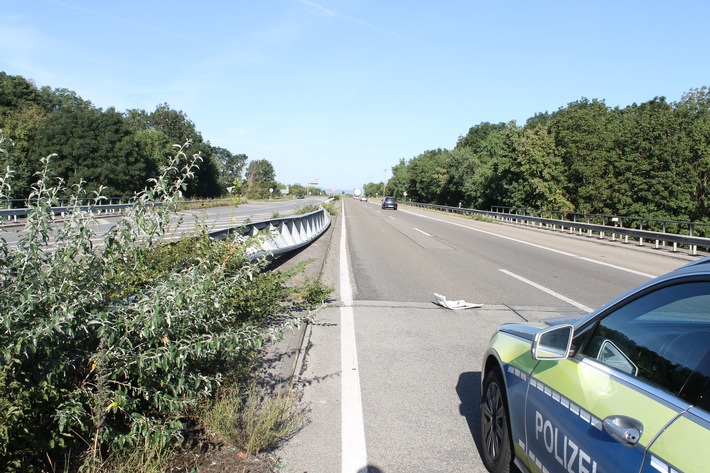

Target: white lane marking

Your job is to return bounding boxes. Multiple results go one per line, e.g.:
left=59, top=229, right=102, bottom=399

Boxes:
left=414, top=228, right=432, bottom=237
left=340, top=201, right=368, bottom=472
left=404, top=210, right=656, bottom=278
left=500, top=269, right=594, bottom=313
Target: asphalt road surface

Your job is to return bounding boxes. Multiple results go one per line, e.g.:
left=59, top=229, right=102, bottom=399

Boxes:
left=3, top=196, right=694, bottom=472
left=275, top=197, right=695, bottom=473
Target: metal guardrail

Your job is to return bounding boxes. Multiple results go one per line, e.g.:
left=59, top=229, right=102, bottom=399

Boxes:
left=407, top=202, right=710, bottom=256
left=0, top=202, right=145, bottom=222
left=0, top=199, right=230, bottom=224
left=2, top=199, right=332, bottom=260
left=209, top=207, right=331, bottom=261
left=490, top=205, right=710, bottom=238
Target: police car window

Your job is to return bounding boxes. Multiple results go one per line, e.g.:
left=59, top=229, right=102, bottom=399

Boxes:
left=581, top=281, right=710, bottom=401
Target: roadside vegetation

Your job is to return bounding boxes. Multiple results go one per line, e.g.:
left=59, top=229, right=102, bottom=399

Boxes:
left=363, top=87, right=710, bottom=231
left=294, top=198, right=339, bottom=217
left=0, top=134, right=332, bottom=472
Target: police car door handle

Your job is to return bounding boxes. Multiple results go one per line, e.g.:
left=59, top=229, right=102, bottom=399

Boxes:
left=603, top=415, right=644, bottom=447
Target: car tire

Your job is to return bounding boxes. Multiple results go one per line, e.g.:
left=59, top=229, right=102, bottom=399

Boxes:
left=481, top=367, right=513, bottom=473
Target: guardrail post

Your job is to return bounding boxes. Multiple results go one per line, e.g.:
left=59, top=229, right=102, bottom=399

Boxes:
left=690, top=224, right=697, bottom=255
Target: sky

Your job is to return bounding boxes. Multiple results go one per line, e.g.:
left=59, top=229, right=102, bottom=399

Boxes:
left=1, top=1, right=710, bottom=193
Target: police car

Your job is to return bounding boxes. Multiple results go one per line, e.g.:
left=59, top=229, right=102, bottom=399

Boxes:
left=481, top=256, right=710, bottom=473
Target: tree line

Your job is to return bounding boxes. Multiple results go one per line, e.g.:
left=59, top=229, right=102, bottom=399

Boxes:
left=380, top=88, right=710, bottom=225
left=0, top=72, right=304, bottom=200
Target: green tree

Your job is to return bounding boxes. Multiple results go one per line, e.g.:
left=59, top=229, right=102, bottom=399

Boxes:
left=456, top=121, right=507, bottom=151
left=460, top=123, right=512, bottom=209
left=549, top=98, right=618, bottom=213
left=145, top=103, right=200, bottom=144
left=212, top=147, right=247, bottom=190
left=30, top=104, right=149, bottom=196
left=0, top=105, right=47, bottom=198
left=185, top=143, right=222, bottom=197
left=244, top=159, right=277, bottom=199
left=289, top=183, right=307, bottom=196
left=676, top=87, right=710, bottom=224
left=0, top=74, right=53, bottom=199
left=126, top=105, right=223, bottom=197
left=387, top=158, right=410, bottom=199
left=405, top=149, right=451, bottom=204
left=363, top=181, right=383, bottom=198
left=615, top=97, right=693, bottom=220
left=0, top=73, right=44, bottom=117
left=506, top=123, right=572, bottom=211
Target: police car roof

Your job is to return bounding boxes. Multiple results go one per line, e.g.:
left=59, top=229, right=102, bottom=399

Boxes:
left=676, top=255, right=710, bottom=273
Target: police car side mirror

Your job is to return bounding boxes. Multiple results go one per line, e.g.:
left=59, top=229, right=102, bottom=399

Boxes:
left=532, top=324, right=574, bottom=360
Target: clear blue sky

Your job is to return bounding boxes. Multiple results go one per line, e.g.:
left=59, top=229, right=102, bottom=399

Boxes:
left=2, top=1, right=709, bottom=192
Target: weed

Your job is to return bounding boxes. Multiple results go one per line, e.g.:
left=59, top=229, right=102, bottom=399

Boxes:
left=321, top=200, right=339, bottom=216
left=293, top=204, right=319, bottom=215
left=298, top=276, right=334, bottom=306
left=202, top=383, right=304, bottom=457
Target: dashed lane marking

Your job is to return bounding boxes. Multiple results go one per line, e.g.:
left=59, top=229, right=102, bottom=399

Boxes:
left=500, top=269, right=594, bottom=313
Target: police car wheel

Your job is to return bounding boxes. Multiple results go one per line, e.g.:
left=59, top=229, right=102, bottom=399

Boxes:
left=481, top=368, right=512, bottom=473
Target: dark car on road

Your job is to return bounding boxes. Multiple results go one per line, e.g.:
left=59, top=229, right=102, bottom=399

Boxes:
left=381, top=196, right=397, bottom=210
left=480, top=256, right=710, bottom=473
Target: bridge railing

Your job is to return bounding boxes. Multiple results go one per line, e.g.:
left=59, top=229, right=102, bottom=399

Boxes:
left=406, top=202, right=710, bottom=256
left=0, top=198, right=229, bottom=223
left=208, top=207, right=331, bottom=261
left=2, top=200, right=332, bottom=261
left=0, top=201, right=151, bottom=222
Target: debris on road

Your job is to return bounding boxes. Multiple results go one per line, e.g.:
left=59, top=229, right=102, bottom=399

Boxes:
left=432, top=293, right=482, bottom=310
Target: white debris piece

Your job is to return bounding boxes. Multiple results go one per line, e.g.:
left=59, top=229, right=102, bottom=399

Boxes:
left=433, top=293, right=482, bottom=310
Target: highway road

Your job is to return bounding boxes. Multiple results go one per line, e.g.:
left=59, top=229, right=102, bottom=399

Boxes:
left=3, top=195, right=695, bottom=472
left=276, top=197, right=695, bottom=473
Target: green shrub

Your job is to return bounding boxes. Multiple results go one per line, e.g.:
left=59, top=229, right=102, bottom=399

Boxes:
left=0, top=137, right=307, bottom=472
left=321, top=199, right=339, bottom=216
left=298, top=276, right=334, bottom=306
left=293, top=203, right=320, bottom=215
left=293, top=200, right=339, bottom=216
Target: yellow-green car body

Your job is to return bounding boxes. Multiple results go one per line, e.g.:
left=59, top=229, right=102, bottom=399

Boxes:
left=481, top=257, right=710, bottom=473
